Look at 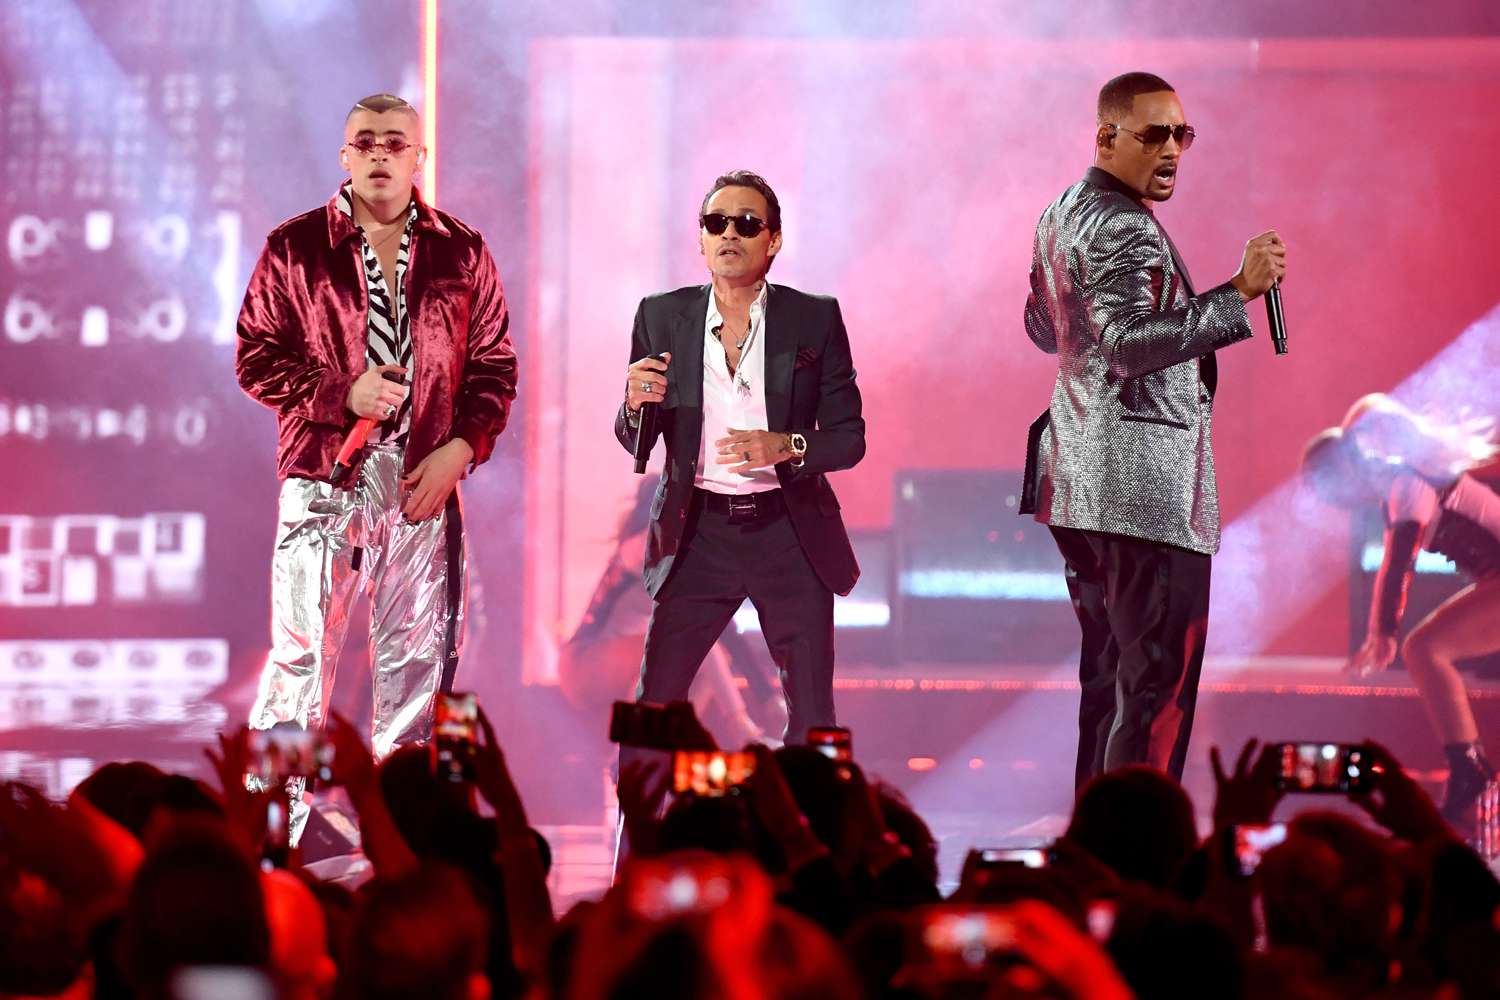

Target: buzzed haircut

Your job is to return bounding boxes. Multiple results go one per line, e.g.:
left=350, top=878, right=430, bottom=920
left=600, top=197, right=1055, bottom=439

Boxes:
left=1097, top=72, right=1175, bottom=123
left=700, top=169, right=782, bottom=234
left=347, top=93, right=418, bottom=124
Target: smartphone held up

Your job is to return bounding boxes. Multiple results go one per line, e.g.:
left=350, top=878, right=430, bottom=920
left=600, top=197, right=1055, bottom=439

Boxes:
left=968, top=846, right=1051, bottom=871
left=433, top=691, right=481, bottom=783
left=807, top=725, right=853, bottom=763
left=671, top=750, right=756, bottom=797
left=1273, top=741, right=1372, bottom=793
left=909, top=905, right=1019, bottom=971
left=247, top=723, right=334, bottom=785
left=1228, top=822, right=1288, bottom=876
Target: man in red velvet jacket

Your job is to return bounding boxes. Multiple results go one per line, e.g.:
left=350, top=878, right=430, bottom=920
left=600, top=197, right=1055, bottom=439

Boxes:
left=234, top=94, right=515, bottom=817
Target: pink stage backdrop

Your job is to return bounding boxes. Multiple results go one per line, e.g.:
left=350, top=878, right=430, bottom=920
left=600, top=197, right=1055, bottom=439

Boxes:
left=519, top=37, right=1500, bottom=682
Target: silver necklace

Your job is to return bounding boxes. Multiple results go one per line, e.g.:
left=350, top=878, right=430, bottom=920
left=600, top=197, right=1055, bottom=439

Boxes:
left=713, top=322, right=748, bottom=351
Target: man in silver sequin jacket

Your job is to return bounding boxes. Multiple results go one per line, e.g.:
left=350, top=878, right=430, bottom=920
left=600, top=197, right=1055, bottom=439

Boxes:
left=1020, top=71, right=1287, bottom=787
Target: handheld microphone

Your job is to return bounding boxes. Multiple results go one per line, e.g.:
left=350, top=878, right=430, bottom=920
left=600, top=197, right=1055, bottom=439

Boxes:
left=633, top=353, right=667, bottom=475
left=1265, top=281, right=1287, bottom=356
left=329, top=370, right=407, bottom=483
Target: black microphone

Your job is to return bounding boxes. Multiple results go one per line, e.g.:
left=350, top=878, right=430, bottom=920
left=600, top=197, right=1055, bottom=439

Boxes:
left=633, top=353, right=667, bottom=474
left=1265, top=281, right=1287, bottom=356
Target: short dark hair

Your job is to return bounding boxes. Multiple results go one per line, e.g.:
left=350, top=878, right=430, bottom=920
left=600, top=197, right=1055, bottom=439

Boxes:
left=699, top=170, right=782, bottom=234
left=74, top=761, right=167, bottom=840
left=119, top=824, right=270, bottom=995
left=1066, top=765, right=1197, bottom=888
left=347, top=93, right=418, bottom=124
left=348, top=863, right=490, bottom=1000
left=1097, top=72, right=1175, bottom=123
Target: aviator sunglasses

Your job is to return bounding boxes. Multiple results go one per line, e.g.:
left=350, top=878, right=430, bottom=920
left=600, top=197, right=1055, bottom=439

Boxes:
left=700, top=213, right=769, bottom=239
left=1111, top=123, right=1196, bottom=154
left=345, top=136, right=416, bottom=157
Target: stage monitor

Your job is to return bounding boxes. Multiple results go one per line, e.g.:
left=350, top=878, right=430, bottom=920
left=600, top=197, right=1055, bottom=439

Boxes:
left=892, top=469, right=1075, bottom=664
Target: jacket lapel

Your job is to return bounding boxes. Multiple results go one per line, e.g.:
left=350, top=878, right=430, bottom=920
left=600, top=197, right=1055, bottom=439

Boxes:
left=673, top=287, right=709, bottom=409
left=762, top=284, right=795, bottom=432
left=1155, top=223, right=1217, bottom=395
left=1158, top=225, right=1196, bottom=298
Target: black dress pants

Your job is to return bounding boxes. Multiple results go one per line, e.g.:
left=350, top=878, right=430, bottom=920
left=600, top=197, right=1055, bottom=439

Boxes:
left=1049, top=525, right=1211, bottom=788
left=638, top=490, right=836, bottom=744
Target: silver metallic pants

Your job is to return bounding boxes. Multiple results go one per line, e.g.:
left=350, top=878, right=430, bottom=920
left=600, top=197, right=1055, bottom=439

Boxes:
left=249, top=441, right=466, bottom=760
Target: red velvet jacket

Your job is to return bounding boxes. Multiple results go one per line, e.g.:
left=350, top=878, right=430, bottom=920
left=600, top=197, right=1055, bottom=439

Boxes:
left=235, top=188, right=517, bottom=482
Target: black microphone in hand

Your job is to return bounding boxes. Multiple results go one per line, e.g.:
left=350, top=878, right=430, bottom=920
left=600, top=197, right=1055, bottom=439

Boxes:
left=1265, top=280, right=1287, bottom=356
left=633, top=353, right=667, bottom=474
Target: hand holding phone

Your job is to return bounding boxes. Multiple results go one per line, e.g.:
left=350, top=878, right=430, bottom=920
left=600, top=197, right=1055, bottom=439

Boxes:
left=1273, top=741, right=1372, bottom=793
left=433, top=692, right=480, bottom=783
left=1345, top=740, right=1451, bottom=844
left=324, top=710, right=377, bottom=794
left=1208, top=739, right=1284, bottom=829
left=905, top=902, right=1132, bottom=997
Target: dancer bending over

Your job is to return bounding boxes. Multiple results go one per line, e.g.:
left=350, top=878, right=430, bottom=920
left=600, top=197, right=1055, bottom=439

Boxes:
left=1303, top=392, right=1500, bottom=820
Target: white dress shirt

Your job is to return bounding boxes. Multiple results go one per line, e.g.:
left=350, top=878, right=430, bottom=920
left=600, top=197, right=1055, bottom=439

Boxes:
left=696, top=282, right=779, bottom=495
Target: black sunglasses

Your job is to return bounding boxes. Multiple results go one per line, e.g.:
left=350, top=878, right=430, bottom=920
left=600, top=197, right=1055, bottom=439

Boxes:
left=1114, top=123, right=1196, bottom=153
left=700, top=213, right=769, bottom=239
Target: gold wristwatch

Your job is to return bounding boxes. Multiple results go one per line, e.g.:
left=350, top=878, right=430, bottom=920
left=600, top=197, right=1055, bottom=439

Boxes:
left=787, top=432, right=808, bottom=468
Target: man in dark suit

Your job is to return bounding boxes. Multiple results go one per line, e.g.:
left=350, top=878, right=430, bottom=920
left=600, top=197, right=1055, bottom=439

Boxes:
left=614, top=169, right=865, bottom=743
left=1021, top=72, right=1287, bottom=785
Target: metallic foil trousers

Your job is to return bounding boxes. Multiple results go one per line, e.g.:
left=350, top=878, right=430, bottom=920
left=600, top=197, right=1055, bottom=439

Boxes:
left=249, top=442, right=466, bottom=760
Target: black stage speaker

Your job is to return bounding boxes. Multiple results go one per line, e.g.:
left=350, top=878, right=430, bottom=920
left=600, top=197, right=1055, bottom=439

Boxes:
left=299, top=799, right=361, bottom=864
left=838, top=529, right=896, bottom=665
left=733, top=529, right=895, bottom=665
left=1349, top=507, right=1500, bottom=675
left=892, top=470, right=1076, bottom=663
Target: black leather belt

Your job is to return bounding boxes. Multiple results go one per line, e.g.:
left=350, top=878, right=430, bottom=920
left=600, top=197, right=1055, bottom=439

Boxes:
left=695, top=487, right=786, bottom=524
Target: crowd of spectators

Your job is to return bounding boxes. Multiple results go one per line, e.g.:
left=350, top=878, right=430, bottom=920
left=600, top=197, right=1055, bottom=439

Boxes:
left=2, top=704, right=1498, bottom=1000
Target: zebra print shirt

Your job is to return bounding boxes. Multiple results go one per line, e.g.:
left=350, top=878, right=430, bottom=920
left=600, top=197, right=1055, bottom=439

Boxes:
left=337, top=182, right=416, bottom=446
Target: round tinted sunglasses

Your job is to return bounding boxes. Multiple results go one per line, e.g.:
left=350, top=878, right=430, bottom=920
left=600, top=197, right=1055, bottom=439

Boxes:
left=700, top=213, right=769, bottom=239
left=1112, top=123, right=1196, bottom=154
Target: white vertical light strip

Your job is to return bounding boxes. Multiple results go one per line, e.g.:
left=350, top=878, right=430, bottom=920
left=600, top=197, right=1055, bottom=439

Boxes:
left=422, top=0, right=439, bottom=208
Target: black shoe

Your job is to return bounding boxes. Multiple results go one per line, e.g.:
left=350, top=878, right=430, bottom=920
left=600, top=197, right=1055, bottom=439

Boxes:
left=1441, top=743, right=1496, bottom=823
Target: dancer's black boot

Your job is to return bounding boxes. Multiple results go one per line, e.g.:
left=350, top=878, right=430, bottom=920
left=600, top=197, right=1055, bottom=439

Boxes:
left=1441, top=741, right=1496, bottom=823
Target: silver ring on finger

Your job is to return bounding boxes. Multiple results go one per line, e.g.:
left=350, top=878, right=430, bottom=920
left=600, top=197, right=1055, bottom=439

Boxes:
left=384, top=403, right=396, bottom=418
left=641, top=381, right=652, bottom=394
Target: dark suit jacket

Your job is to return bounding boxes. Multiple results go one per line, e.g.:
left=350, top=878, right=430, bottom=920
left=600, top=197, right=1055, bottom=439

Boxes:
left=614, top=283, right=865, bottom=598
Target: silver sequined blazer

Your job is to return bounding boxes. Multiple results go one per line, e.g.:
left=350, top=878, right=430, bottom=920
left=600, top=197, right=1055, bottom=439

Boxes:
left=1020, top=168, right=1252, bottom=555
